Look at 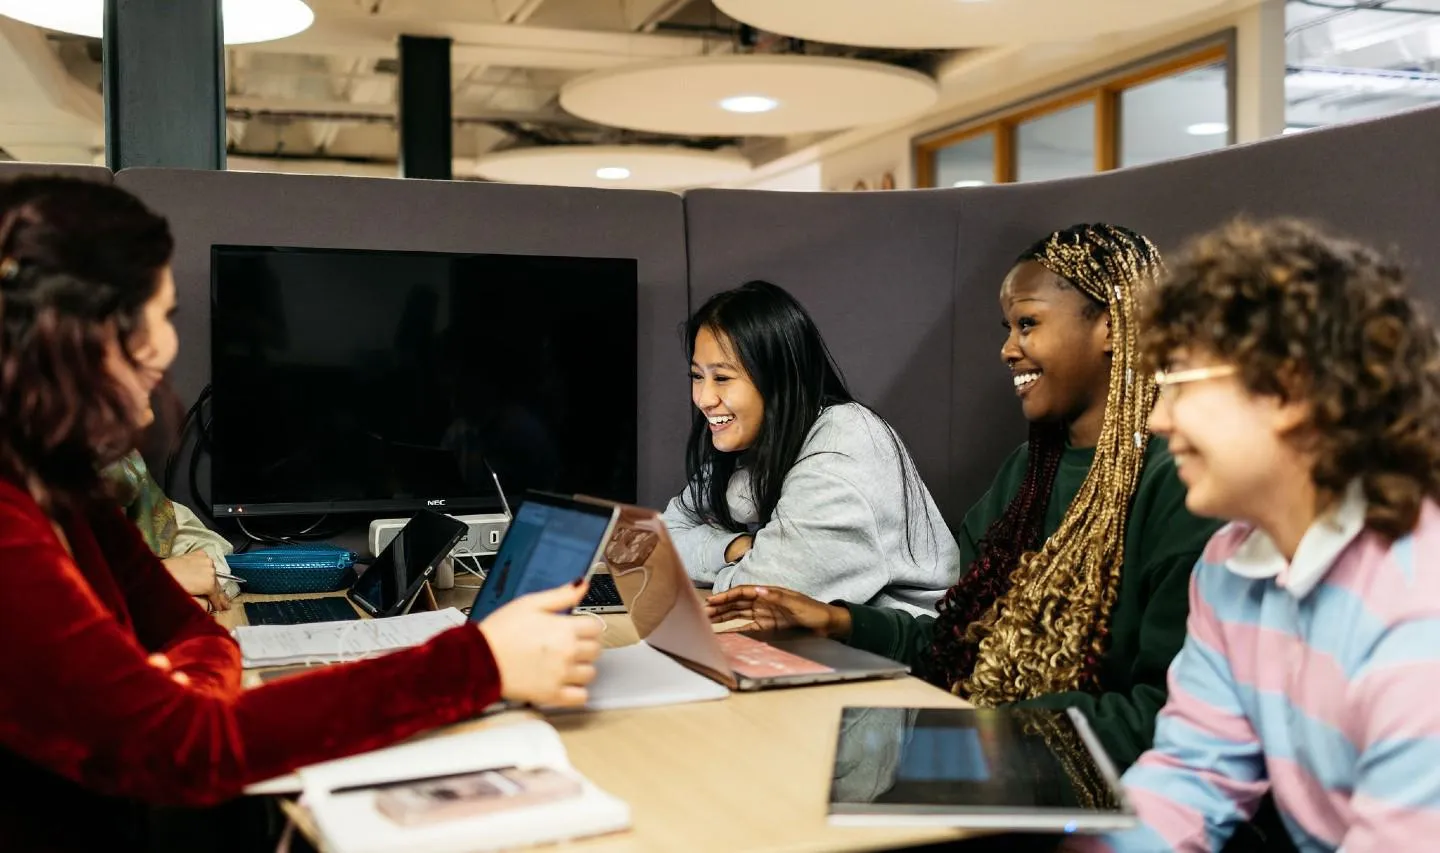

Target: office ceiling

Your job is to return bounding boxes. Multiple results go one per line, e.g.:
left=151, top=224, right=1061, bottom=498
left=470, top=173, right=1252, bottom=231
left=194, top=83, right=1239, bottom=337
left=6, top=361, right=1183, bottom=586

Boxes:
left=711, top=0, right=1234, bottom=49
left=1, top=0, right=1438, bottom=186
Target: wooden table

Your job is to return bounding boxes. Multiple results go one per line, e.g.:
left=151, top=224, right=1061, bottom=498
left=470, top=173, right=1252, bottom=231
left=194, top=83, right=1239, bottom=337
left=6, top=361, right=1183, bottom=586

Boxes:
left=221, top=585, right=978, bottom=852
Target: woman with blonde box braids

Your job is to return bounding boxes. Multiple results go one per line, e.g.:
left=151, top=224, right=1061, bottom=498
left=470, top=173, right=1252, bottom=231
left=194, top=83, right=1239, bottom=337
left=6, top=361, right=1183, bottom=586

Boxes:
left=708, top=224, right=1221, bottom=769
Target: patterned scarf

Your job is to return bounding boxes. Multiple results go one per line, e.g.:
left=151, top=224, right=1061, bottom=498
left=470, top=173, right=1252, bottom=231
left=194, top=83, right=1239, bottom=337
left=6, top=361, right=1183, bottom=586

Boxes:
left=101, top=451, right=179, bottom=558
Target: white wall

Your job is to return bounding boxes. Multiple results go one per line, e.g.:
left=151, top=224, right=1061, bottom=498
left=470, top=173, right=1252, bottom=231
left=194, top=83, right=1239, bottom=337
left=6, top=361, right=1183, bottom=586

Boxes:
left=740, top=161, right=823, bottom=192
left=820, top=133, right=912, bottom=192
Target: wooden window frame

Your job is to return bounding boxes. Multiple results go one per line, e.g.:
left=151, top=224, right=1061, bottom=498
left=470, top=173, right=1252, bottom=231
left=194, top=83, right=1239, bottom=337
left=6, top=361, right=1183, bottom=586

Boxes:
left=915, top=38, right=1232, bottom=188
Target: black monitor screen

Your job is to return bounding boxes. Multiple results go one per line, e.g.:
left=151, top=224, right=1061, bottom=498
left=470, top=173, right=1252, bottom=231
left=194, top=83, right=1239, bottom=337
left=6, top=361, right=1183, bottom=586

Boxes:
left=209, top=245, right=638, bottom=518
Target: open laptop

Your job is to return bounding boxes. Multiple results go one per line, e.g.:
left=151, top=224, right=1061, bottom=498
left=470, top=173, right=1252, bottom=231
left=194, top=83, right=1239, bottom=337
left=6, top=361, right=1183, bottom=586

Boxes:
left=243, top=509, right=467, bottom=626
left=465, top=492, right=619, bottom=624
left=578, top=497, right=909, bottom=691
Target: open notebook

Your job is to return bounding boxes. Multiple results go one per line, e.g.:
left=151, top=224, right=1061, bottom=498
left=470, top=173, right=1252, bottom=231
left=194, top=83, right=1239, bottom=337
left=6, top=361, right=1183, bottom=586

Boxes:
left=231, top=608, right=466, bottom=668
left=295, top=718, right=629, bottom=853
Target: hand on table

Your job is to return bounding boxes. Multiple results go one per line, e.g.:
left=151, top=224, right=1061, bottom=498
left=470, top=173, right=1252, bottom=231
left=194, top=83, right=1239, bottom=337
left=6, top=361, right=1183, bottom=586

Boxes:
left=478, top=580, right=604, bottom=708
left=704, top=585, right=852, bottom=640
left=163, top=550, right=229, bottom=612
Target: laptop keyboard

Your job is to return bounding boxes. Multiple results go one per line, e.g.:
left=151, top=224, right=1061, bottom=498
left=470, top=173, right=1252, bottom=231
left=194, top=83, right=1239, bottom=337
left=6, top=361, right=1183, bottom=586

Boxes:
left=579, top=574, right=624, bottom=610
left=714, top=633, right=836, bottom=679
left=244, top=597, right=360, bottom=626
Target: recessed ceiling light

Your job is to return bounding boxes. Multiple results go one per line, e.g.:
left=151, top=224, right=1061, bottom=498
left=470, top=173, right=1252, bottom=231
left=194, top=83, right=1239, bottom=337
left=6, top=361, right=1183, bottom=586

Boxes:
left=951, top=179, right=986, bottom=188
left=0, top=0, right=314, bottom=44
left=719, top=95, right=780, bottom=114
left=1185, top=122, right=1229, bottom=137
left=595, top=167, right=631, bottom=180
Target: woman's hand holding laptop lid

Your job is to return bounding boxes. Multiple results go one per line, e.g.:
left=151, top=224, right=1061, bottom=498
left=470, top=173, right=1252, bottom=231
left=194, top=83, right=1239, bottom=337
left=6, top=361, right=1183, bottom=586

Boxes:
left=706, top=585, right=854, bottom=640
left=476, top=579, right=603, bottom=708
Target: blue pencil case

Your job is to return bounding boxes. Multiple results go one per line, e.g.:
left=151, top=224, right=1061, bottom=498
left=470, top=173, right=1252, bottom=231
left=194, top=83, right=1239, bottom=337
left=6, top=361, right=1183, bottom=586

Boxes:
left=224, top=545, right=357, bottom=595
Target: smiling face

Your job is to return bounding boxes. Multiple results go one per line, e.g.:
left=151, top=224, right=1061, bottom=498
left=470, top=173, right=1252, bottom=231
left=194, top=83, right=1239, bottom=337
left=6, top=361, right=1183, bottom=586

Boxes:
left=999, top=261, right=1114, bottom=446
left=104, top=267, right=178, bottom=427
left=690, top=325, right=764, bottom=453
left=1147, top=348, right=1314, bottom=524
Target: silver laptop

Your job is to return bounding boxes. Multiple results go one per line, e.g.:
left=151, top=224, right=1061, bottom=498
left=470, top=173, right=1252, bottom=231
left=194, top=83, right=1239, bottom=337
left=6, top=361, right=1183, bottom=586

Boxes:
left=578, top=497, right=910, bottom=691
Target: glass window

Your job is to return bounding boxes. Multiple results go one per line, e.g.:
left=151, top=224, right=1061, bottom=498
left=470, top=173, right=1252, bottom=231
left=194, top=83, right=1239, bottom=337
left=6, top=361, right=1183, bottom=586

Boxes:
left=1284, top=0, right=1440, bottom=132
left=1120, top=63, right=1228, bottom=168
left=933, top=132, right=994, bottom=188
left=1016, top=101, right=1095, bottom=183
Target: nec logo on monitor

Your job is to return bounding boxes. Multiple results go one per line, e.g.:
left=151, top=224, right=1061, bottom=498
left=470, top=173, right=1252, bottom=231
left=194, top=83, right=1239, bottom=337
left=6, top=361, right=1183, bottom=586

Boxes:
left=427, top=499, right=447, bottom=507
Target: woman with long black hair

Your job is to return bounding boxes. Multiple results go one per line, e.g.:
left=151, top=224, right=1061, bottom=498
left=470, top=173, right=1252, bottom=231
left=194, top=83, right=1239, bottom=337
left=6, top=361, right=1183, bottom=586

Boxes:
left=662, top=280, right=960, bottom=616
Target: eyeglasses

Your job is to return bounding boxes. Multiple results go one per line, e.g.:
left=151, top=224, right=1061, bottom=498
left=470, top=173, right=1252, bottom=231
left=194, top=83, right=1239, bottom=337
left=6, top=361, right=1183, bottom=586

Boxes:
left=1153, top=364, right=1238, bottom=402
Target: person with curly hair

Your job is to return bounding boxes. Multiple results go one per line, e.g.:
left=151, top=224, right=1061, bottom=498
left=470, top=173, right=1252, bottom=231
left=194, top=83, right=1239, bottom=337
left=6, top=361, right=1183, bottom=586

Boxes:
left=707, top=223, right=1220, bottom=768
left=1078, top=218, right=1440, bottom=853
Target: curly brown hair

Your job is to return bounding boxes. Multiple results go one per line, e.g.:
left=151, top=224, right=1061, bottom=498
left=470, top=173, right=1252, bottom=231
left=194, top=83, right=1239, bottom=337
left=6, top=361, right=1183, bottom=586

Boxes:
left=0, top=176, right=174, bottom=511
left=1142, top=217, right=1440, bottom=539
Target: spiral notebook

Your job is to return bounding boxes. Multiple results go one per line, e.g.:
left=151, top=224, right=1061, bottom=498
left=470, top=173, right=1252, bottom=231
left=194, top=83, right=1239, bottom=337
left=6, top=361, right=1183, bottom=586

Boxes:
left=827, top=706, right=1136, bottom=834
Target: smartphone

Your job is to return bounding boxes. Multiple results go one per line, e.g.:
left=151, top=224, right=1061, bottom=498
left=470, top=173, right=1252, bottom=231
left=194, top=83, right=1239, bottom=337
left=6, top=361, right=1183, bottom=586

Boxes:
left=374, top=766, right=583, bottom=826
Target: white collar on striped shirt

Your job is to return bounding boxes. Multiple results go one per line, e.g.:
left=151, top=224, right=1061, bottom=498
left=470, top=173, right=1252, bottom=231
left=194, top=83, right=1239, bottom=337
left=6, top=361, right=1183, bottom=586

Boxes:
left=1225, top=479, right=1367, bottom=599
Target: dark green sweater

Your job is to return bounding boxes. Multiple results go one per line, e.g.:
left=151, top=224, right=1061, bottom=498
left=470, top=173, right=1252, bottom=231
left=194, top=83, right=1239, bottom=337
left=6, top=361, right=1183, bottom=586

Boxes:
left=845, top=436, right=1221, bottom=769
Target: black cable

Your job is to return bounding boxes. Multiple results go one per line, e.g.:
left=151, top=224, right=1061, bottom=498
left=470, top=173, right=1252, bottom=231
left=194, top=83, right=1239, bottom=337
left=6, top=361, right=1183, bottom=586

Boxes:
left=163, top=384, right=211, bottom=494
left=187, top=407, right=219, bottom=528
left=234, top=513, right=334, bottom=546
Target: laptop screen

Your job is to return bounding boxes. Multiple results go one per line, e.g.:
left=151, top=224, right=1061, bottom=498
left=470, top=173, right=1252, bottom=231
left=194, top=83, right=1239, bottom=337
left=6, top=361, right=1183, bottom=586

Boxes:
left=467, top=496, right=615, bottom=623
left=350, top=509, right=468, bottom=616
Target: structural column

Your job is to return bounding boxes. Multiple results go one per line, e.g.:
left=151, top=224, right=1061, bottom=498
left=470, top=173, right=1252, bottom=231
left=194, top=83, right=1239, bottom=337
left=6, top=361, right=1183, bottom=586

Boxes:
left=398, top=35, right=453, bottom=179
left=1233, top=0, right=1288, bottom=143
left=103, top=0, right=226, bottom=170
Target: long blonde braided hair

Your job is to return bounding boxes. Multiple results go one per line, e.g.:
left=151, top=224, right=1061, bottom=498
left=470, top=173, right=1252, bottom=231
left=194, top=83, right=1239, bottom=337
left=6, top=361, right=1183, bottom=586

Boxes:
left=935, top=223, right=1163, bottom=706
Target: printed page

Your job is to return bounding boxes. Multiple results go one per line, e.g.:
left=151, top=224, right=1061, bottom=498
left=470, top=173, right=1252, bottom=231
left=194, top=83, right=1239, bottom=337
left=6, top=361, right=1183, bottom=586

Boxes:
left=234, top=608, right=465, bottom=668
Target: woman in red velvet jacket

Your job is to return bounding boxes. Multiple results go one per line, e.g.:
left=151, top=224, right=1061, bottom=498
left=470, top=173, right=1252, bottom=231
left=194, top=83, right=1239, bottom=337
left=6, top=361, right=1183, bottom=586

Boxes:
left=0, top=177, right=604, bottom=850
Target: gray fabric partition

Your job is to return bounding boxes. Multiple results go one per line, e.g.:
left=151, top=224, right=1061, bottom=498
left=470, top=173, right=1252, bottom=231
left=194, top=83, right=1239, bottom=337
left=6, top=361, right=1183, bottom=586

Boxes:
left=684, top=104, right=1440, bottom=529
left=683, top=188, right=969, bottom=520
left=115, top=168, right=690, bottom=510
left=945, top=103, right=1440, bottom=519
left=0, top=162, right=112, bottom=183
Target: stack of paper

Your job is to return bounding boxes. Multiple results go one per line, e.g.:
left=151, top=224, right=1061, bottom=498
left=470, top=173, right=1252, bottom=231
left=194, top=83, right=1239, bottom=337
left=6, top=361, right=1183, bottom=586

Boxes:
left=299, top=719, right=631, bottom=853
left=576, top=641, right=730, bottom=711
left=233, top=608, right=466, bottom=668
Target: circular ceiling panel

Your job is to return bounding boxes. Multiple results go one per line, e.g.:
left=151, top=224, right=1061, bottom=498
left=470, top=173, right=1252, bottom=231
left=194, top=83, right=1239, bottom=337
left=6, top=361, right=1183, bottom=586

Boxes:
left=0, top=0, right=314, bottom=44
left=560, top=55, right=938, bottom=137
left=474, top=145, right=752, bottom=190
left=713, top=0, right=1228, bottom=49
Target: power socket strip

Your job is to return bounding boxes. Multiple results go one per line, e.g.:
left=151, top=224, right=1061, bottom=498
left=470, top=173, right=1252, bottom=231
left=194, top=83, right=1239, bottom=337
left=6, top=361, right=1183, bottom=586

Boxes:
left=368, top=513, right=510, bottom=587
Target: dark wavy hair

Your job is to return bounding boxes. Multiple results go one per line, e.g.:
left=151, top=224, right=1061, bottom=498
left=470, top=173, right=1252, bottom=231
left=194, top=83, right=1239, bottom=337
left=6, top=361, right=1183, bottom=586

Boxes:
left=1142, top=217, right=1440, bottom=539
left=0, top=176, right=174, bottom=510
left=678, top=280, right=929, bottom=554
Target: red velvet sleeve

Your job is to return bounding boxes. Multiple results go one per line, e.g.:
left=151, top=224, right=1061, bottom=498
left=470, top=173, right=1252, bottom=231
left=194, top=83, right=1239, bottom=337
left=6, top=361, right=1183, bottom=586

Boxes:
left=86, top=504, right=245, bottom=696
left=0, top=497, right=504, bottom=807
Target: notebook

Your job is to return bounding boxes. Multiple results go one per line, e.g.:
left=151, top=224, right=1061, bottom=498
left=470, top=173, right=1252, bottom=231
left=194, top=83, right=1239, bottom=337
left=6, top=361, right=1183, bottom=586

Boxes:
left=297, top=718, right=630, bottom=853
left=827, top=706, right=1136, bottom=833
left=232, top=608, right=467, bottom=669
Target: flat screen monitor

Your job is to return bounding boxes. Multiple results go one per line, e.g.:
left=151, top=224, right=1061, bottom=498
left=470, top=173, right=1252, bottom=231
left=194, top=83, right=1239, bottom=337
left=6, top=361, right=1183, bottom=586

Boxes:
left=209, top=245, right=638, bottom=518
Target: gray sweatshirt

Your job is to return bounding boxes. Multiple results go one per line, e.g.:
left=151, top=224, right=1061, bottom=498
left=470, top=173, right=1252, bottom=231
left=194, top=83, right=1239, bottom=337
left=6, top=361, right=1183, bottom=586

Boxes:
left=661, top=402, right=961, bottom=616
